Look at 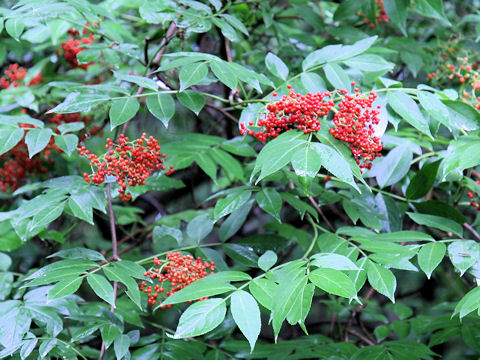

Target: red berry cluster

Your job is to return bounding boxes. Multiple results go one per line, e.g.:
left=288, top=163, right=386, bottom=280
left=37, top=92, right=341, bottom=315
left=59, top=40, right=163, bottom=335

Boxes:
left=240, top=85, right=334, bottom=141
left=356, top=0, right=389, bottom=28
left=79, top=133, right=173, bottom=201
left=329, top=86, right=382, bottom=170
left=0, top=124, right=60, bottom=193
left=138, top=252, right=215, bottom=307
left=427, top=47, right=480, bottom=110
left=467, top=180, right=480, bottom=211
left=0, top=64, right=42, bottom=89
left=60, top=24, right=96, bottom=70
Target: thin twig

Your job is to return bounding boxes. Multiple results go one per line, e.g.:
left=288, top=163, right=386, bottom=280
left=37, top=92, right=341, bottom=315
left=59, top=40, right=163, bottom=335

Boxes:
left=464, top=222, right=480, bottom=242
left=347, top=328, right=377, bottom=346
left=144, top=36, right=151, bottom=65
left=120, top=22, right=177, bottom=135
left=308, top=196, right=335, bottom=232
left=224, top=38, right=233, bottom=62
left=205, top=103, right=239, bottom=123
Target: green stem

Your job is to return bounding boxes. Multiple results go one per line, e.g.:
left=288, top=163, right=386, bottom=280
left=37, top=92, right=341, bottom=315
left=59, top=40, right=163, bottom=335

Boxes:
left=411, top=152, right=437, bottom=165
left=370, top=187, right=408, bottom=202
left=303, top=214, right=319, bottom=258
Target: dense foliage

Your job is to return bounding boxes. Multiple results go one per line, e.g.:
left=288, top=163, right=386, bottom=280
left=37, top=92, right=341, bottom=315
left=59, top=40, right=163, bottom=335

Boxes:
left=1, top=0, right=480, bottom=359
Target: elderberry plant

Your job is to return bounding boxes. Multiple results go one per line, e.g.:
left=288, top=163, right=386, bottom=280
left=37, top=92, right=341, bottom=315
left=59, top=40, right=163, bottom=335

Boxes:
left=1, top=1, right=480, bottom=360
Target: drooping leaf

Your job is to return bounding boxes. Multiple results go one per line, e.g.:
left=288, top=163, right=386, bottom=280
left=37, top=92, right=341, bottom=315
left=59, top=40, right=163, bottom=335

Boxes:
left=265, top=53, right=289, bottom=80
left=367, top=261, right=396, bottom=303
left=418, top=242, right=446, bottom=279
left=146, top=93, right=175, bottom=127
left=231, top=290, right=261, bottom=351
left=179, top=62, right=209, bottom=91
left=109, top=97, right=140, bottom=129
left=86, top=274, right=116, bottom=308
left=309, top=268, right=357, bottom=299
left=174, top=298, right=227, bottom=338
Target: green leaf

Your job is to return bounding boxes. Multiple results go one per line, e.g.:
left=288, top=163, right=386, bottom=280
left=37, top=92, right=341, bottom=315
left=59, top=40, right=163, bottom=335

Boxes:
left=231, top=290, right=261, bottom=351
left=343, top=55, right=394, bottom=73
left=160, top=276, right=235, bottom=306
left=103, top=266, right=141, bottom=308
left=114, top=334, right=130, bottom=360
left=219, top=200, right=253, bottom=241
left=367, top=262, right=396, bottom=303
left=265, top=53, right=289, bottom=80
left=272, top=275, right=308, bottom=338
left=286, top=282, right=314, bottom=333
left=39, top=339, right=57, bottom=358
left=25, top=128, right=53, bottom=158
left=0, top=253, right=11, bottom=271
left=186, top=213, right=214, bottom=243
left=448, top=240, right=480, bottom=276
left=109, top=97, right=140, bottom=129
left=210, top=60, right=237, bottom=90
left=323, top=63, right=351, bottom=92
left=300, top=72, right=327, bottom=93
left=407, top=212, right=463, bottom=237
left=146, top=93, right=175, bottom=127
left=291, top=143, right=323, bottom=178
left=258, top=250, right=277, bottom=271
left=210, top=148, right=245, bottom=181
left=48, top=248, right=106, bottom=261
left=196, top=152, right=217, bottom=181
left=47, top=93, right=109, bottom=114
left=255, top=188, right=282, bottom=222
left=383, top=0, right=408, bottom=36
left=252, top=131, right=307, bottom=183
left=221, top=14, right=248, bottom=35
left=224, top=244, right=259, bottom=267
left=102, top=324, right=121, bottom=350
left=27, top=201, right=65, bottom=233
left=406, top=160, right=441, bottom=199
left=55, top=134, right=78, bottom=156
left=418, top=91, right=451, bottom=130
left=5, top=18, right=24, bottom=40
left=20, top=338, right=38, bottom=360
left=179, top=62, right=209, bottom=91
left=214, top=191, right=252, bottom=220
left=414, top=200, right=466, bottom=224
left=113, top=71, right=158, bottom=91
left=302, top=36, right=377, bottom=70
left=418, top=242, right=446, bottom=279
left=0, top=128, right=24, bottom=156
left=86, top=274, right=115, bottom=308
left=310, top=142, right=359, bottom=192
left=115, top=260, right=146, bottom=279
left=373, top=145, right=412, bottom=188
left=441, top=137, right=480, bottom=178
left=212, top=17, right=239, bottom=41
left=47, top=277, right=83, bottom=301
left=173, top=298, right=227, bottom=338
left=415, top=0, right=450, bottom=24
left=249, top=278, right=276, bottom=309
left=309, top=268, right=357, bottom=299
left=310, top=253, right=361, bottom=271
left=68, top=192, right=95, bottom=224
left=177, top=90, right=205, bottom=115
left=387, top=91, right=431, bottom=137
left=442, top=100, right=480, bottom=131
left=453, top=286, right=480, bottom=319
